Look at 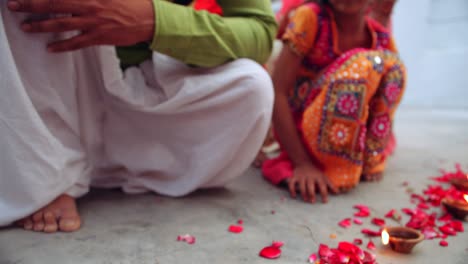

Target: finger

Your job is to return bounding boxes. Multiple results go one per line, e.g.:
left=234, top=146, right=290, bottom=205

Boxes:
left=7, top=0, right=93, bottom=14
left=317, top=180, right=329, bottom=203
left=22, top=17, right=95, bottom=33
left=299, top=178, right=308, bottom=202
left=306, top=178, right=316, bottom=203
left=288, top=178, right=297, bottom=198
left=325, top=177, right=339, bottom=194
left=47, top=32, right=96, bottom=52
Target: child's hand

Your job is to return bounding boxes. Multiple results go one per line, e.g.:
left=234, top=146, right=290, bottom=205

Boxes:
left=288, top=163, right=337, bottom=203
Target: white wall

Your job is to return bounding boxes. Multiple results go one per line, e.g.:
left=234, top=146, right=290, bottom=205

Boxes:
left=394, top=0, right=468, bottom=109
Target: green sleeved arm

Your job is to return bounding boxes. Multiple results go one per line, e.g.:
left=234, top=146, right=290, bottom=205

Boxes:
left=150, top=0, right=277, bottom=67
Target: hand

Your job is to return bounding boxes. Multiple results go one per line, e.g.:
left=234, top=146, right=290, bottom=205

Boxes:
left=288, top=163, right=338, bottom=204
left=7, top=0, right=155, bottom=52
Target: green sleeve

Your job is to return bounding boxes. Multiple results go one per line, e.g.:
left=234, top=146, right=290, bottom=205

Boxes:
left=150, top=0, right=277, bottom=67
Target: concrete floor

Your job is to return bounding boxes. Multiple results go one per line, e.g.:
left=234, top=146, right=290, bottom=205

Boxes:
left=0, top=107, right=467, bottom=264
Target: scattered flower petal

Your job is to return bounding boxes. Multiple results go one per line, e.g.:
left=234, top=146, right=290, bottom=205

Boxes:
left=422, top=227, right=438, bottom=240
left=308, top=253, right=318, bottom=263
left=237, top=219, right=244, bottom=225
left=339, top=218, right=352, bottom=228
left=402, top=208, right=414, bottom=216
left=371, top=218, right=386, bottom=227
left=353, top=218, right=363, bottom=225
left=361, top=229, right=382, bottom=237
left=450, top=221, right=464, bottom=232
left=439, top=224, right=457, bottom=236
left=319, top=244, right=333, bottom=259
left=439, top=240, right=449, bottom=247
left=367, top=240, right=376, bottom=251
left=330, top=234, right=337, bottom=239
left=177, top=234, right=196, bottom=245
left=228, top=225, right=244, bottom=233
left=353, top=238, right=363, bottom=245
left=271, top=241, right=284, bottom=248
left=355, top=211, right=371, bottom=218
left=259, top=246, right=282, bottom=259
left=384, top=209, right=402, bottom=221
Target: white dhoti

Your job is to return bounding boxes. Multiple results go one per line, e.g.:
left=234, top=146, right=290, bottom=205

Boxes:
left=0, top=8, right=273, bottom=225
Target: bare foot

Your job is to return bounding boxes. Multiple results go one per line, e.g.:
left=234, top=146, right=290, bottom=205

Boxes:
left=253, top=151, right=268, bottom=168
left=361, top=172, right=384, bottom=182
left=16, top=194, right=81, bottom=233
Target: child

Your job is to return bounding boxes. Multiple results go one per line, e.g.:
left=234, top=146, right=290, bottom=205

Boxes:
left=262, top=0, right=406, bottom=203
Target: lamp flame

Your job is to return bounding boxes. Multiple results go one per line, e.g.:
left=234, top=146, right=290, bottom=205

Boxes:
left=381, top=229, right=390, bottom=245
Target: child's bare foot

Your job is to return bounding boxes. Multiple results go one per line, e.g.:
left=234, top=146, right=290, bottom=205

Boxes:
left=361, top=172, right=384, bottom=182
left=16, top=194, right=81, bottom=233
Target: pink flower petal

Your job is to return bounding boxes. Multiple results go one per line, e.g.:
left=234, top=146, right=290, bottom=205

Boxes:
left=367, top=240, right=376, bottom=251
left=339, top=218, right=352, bottom=228
left=353, top=238, right=363, bottom=245
left=237, top=219, right=244, bottom=225
left=308, top=253, right=318, bottom=263
left=271, top=241, right=284, bottom=248
left=353, top=218, right=364, bottom=225
left=439, top=240, right=449, bottom=247
left=422, top=227, right=438, bottom=240
left=371, top=218, right=386, bottom=227
left=361, top=229, right=382, bottom=237
left=228, top=225, right=244, bottom=233
left=259, top=246, right=282, bottom=259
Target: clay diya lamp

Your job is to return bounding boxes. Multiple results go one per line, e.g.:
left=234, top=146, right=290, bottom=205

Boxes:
left=442, top=194, right=468, bottom=221
left=381, top=227, right=424, bottom=254
left=449, top=175, right=468, bottom=192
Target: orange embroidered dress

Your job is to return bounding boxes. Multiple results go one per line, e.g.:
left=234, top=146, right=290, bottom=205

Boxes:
left=263, top=3, right=406, bottom=190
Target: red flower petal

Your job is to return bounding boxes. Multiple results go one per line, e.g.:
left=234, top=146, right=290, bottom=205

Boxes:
left=228, top=225, right=244, bottom=233
left=354, top=204, right=370, bottom=212
left=353, top=218, right=364, bottom=225
left=237, top=219, right=244, bottom=225
left=308, top=253, right=318, bottom=263
left=371, top=218, right=386, bottom=227
left=354, top=211, right=371, bottom=217
left=402, top=208, right=415, bottom=216
left=439, top=240, right=449, bottom=247
left=384, top=209, right=396, bottom=218
left=439, top=213, right=453, bottom=222
left=361, top=229, right=382, bottom=237
left=417, top=202, right=430, bottom=210
left=439, top=224, right=457, bottom=236
left=339, top=218, right=352, bottom=228
left=271, top=241, right=284, bottom=248
left=362, top=251, right=377, bottom=264
left=259, top=246, right=282, bottom=259
left=319, top=244, right=332, bottom=259
left=449, top=221, right=464, bottom=232
left=353, top=238, right=363, bottom=245
left=367, top=240, right=376, bottom=251
left=177, top=234, right=196, bottom=244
